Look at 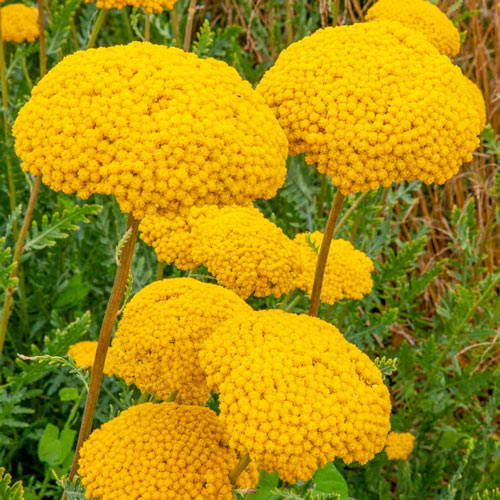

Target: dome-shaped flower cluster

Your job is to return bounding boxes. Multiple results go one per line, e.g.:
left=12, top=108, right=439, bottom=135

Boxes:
left=111, top=278, right=251, bottom=405
left=200, top=309, right=391, bottom=482
left=67, top=341, right=117, bottom=377
left=1, top=4, right=39, bottom=43
left=463, top=76, right=487, bottom=130
left=79, top=403, right=258, bottom=500
left=365, top=0, right=460, bottom=57
left=257, top=21, right=483, bottom=194
left=86, top=0, right=176, bottom=13
left=384, top=431, right=416, bottom=460
left=294, top=232, right=374, bottom=304
left=141, top=208, right=374, bottom=303
left=13, top=42, right=288, bottom=219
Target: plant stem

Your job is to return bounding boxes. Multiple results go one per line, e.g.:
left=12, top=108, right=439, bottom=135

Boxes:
left=308, top=189, right=346, bottom=316
left=38, top=0, right=46, bottom=77
left=166, top=390, right=178, bottom=402
left=171, top=6, right=181, bottom=48
left=66, top=214, right=140, bottom=485
left=333, top=191, right=369, bottom=238
left=285, top=0, right=293, bottom=45
left=183, top=0, right=197, bottom=52
left=316, top=174, right=329, bottom=217
left=156, top=261, right=164, bottom=280
left=278, top=288, right=300, bottom=310
left=0, top=12, right=18, bottom=218
left=21, top=56, right=33, bottom=90
left=87, top=9, right=107, bottom=49
left=332, top=0, right=340, bottom=27
left=0, top=176, right=42, bottom=355
left=122, top=8, right=134, bottom=42
left=229, top=452, right=251, bottom=485
left=144, top=11, right=150, bottom=41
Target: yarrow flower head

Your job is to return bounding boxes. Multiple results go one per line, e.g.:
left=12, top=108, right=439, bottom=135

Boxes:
left=85, top=0, right=176, bottom=13
left=366, top=0, right=460, bottom=57
left=1, top=4, right=39, bottom=43
left=111, top=278, right=251, bottom=405
left=141, top=205, right=302, bottom=299
left=67, top=341, right=117, bottom=377
left=294, top=232, right=374, bottom=304
left=13, top=43, right=288, bottom=219
left=257, top=21, right=483, bottom=194
left=78, top=403, right=258, bottom=500
left=385, top=431, right=416, bottom=460
left=200, top=309, right=391, bottom=482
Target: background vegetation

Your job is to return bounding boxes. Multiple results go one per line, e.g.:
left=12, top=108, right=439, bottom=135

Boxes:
left=0, top=0, right=499, bottom=499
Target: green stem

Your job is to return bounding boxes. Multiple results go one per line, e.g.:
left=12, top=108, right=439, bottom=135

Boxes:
left=21, top=56, right=33, bottom=90
left=38, top=0, right=46, bottom=77
left=156, top=261, right=165, bottom=281
left=64, top=389, right=86, bottom=429
left=336, top=301, right=349, bottom=330
left=183, top=0, right=197, bottom=52
left=144, top=11, right=151, bottom=42
left=87, top=9, right=107, bottom=49
left=332, top=0, right=340, bottom=27
left=285, top=291, right=304, bottom=312
left=278, top=288, right=300, bottom=310
left=171, top=6, right=181, bottom=48
left=138, top=391, right=150, bottom=404
left=166, top=390, right=178, bottom=402
left=36, top=467, right=51, bottom=500
left=122, top=8, right=134, bottom=42
left=285, top=0, right=293, bottom=45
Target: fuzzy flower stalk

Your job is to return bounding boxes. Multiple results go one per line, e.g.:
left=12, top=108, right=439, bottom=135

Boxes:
left=257, top=20, right=484, bottom=316
left=12, top=42, right=287, bottom=481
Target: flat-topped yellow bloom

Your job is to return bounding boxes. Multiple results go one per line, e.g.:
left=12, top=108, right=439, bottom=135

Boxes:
left=111, top=278, right=251, bottom=405
left=366, top=0, right=460, bottom=57
left=200, top=310, right=391, bottom=482
left=385, top=431, right=416, bottom=460
left=86, top=0, right=176, bottom=13
left=79, top=403, right=258, bottom=500
left=294, top=232, right=374, bottom=304
left=13, top=43, right=288, bottom=219
left=67, top=341, right=117, bottom=377
left=1, top=4, right=38, bottom=43
left=257, top=21, right=482, bottom=194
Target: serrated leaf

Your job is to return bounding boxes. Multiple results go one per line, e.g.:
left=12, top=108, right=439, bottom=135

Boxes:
left=250, top=471, right=280, bottom=500
left=24, top=204, right=101, bottom=253
left=55, top=274, right=90, bottom=309
left=0, top=467, right=24, bottom=500
left=46, top=0, right=82, bottom=55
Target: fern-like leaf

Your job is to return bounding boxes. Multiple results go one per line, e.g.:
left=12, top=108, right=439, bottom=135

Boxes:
left=0, top=468, right=24, bottom=500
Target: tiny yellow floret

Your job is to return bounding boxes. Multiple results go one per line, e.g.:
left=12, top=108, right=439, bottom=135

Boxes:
left=85, top=0, right=176, bottom=13
left=111, top=278, right=251, bottom=405
left=257, top=21, right=483, bottom=195
left=78, top=403, right=258, bottom=500
left=366, top=0, right=460, bottom=56
left=294, top=232, right=374, bottom=304
left=67, top=341, right=117, bottom=377
left=385, top=431, right=416, bottom=460
left=13, top=43, right=288, bottom=219
left=200, top=309, right=391, bottom=482
left=1, top=4, right=38, bottom=43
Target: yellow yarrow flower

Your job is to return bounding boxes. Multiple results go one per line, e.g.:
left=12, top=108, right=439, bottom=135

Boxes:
left=86, top=0, right=176, bottom=13
left=257, top=21, right=483, bottom=194
left=111, top=278, right=251, bottom=405
left=200, top=309, right=391, bottom=483
left=141, top=205, right=302, bottom=299
left=385, top=431, right=416, bottom=460
left=13, top=42, right=288, bottom=220
left=294, top=232, right=374, bottom=304
left=79, top=403, right=258, bottom=500
left=463, top=76, right=487, bottom=130
left=67, top=341, right=117, bottom=377
left=366, top=0, right=460, bottom=57
left=1, top=4, right=38, bottom=43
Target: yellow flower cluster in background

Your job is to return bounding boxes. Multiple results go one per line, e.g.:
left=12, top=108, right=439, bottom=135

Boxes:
left=365, top=0, right=460, bottom=57
left=200, top=310, right=391, bottom=482
left=67, top=341, right=117, bottom=377
left=294, top=232, right=374, bottom=304
left=141, top=206, right=374, bottom=303
left=0, top=4, right=38, bottom=43
left=79, top=403, right=258, bottom=500
left=13, top=43, right=288, bottom=219
left=111, top=278, right=251, bottom=405
left=86, top=0, right=176, bottom=13
left=257, top=21, right=483, bottom=194
left=385, top=431, right=416, bottom=460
